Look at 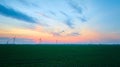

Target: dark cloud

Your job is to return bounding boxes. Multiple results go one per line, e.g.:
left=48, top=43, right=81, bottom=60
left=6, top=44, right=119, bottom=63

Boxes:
left=0, top=4, right=36, bottom=23
left=68, top=0, right=83, bottom=14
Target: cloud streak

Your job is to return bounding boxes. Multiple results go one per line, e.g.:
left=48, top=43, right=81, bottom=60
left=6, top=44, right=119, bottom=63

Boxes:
left=49, top=11, right=56, bottom=16
left=67, top=0, right=87, bottom=23
left=69, top=32, right=80, bottom=36
left=52, top=30, right=65, bottom=36
left=77, top=17, right=87, bottom=22
left=18, top=0, right=40, bottom=8
left=68, top=0, right=83, bottom=14
left=60, top=11, right=74, bottom=28
left=0, top=4, right=36, bottom=23
left=60, top=11, right=69, bottom=17
left=65, top=18, right=74, bottom=28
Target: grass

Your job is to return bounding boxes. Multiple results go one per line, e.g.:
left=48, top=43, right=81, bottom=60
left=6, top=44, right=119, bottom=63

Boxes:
left=0, top=44, right=120, bottom=67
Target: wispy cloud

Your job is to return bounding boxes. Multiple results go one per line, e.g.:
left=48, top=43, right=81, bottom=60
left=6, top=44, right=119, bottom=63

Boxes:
left=68, top=0, right=83, bottom=14
left=60, top=11, right=74, bottom=28
left=67, top=0, right=87, bottom=23
left=0, top=4, right=36, bottom=23
left=77, top=17, right=87, bottom=22
left=49, top=11, right=56, bottom=16
left=18, top=0, right=40, bottom=8
left=65, top=18, right=74, bottom=28
left=18, top=0, right=29, bottom=5
left=60, top=11, right=69, bottom=17
left=52, top=32, right=61, bottom=36
left=52, top=30, right=65, bottom=36
left=68, top=32, right=80, bottom=36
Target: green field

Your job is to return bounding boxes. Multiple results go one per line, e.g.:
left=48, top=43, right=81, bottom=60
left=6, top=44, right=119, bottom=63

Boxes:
left=0, top=44, right=120, bottom=67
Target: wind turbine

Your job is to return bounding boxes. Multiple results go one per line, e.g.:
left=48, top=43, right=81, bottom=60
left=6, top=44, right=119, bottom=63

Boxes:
left=13, top=36, right=16, bottom=44
left=39, top=38, right=42, bottom=44
left=6, top=39, right=10, bottom=44
left=56, top=40, right=58, bottom=44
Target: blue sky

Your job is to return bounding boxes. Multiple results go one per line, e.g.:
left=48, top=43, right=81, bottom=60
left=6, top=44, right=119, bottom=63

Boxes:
left=0, top=0, right=120, bottom=44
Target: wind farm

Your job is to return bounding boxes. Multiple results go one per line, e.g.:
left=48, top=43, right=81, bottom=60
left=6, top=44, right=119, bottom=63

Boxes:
left=0, top=0, right=120, bottom=66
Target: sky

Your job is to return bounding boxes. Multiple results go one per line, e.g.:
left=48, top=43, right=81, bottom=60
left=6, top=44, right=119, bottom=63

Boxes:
left=0, top=0, right=120, bottom=44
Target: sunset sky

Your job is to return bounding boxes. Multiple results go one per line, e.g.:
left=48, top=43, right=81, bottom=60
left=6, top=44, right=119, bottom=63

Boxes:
left=0, top=0, right=120, bottom=44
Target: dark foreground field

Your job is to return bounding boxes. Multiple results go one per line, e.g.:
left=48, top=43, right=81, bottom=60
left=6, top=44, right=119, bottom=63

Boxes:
left=0, top=44, right=120, bottom=67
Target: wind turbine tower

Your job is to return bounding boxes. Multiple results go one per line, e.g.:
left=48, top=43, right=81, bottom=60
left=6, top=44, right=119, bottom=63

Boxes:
left=13, top=37, right=16, bottom=44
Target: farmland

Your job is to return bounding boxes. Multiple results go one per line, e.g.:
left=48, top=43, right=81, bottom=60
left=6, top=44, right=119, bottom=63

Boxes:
left=0, top=44, right=120, bottom=67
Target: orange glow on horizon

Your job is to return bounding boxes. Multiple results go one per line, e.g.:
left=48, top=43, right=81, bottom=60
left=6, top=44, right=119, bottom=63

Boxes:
left=0, top=27, right=120, bottom=43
